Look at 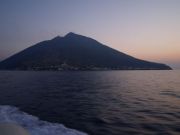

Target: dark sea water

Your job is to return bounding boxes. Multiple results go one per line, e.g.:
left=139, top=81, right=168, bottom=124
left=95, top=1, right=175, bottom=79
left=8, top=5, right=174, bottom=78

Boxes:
left=0, top=70, right=180, bottom=135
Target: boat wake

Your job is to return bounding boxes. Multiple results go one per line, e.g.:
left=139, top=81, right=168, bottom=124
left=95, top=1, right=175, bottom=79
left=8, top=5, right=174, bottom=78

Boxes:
left=0, top=105, right=87, bottom=135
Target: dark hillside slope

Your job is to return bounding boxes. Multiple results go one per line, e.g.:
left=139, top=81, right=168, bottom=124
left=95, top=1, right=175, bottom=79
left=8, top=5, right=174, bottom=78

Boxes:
left=0, top=32, right=172, bottom=70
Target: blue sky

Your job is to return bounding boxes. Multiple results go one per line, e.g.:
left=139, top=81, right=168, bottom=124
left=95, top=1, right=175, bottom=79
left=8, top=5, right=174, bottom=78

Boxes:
left=0, top=0, right=180, bottom=68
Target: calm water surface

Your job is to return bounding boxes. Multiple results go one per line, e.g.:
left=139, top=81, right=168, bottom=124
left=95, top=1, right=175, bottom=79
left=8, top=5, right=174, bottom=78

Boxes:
left=0, top=70, right=180, bottom=135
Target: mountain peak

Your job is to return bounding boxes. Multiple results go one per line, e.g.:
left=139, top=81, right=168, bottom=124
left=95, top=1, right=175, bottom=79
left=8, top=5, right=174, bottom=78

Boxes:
left=65, top=32, right=80, bottom=37
left=65, top=32, right=75, bottom=36
left=51, top=36, right=62, bottom=41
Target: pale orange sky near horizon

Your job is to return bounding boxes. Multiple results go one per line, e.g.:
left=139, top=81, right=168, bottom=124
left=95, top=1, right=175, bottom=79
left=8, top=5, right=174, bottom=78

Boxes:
left=103, top=33, right=180, bottom=64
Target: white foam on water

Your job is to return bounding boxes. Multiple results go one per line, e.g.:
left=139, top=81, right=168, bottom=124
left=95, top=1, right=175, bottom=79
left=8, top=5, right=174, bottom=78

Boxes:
left=0, top=105, right=88, bottom=135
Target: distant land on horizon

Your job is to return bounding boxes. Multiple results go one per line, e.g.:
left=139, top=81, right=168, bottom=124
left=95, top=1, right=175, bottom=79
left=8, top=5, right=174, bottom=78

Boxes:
left=0, top=32, right=172, bottom=71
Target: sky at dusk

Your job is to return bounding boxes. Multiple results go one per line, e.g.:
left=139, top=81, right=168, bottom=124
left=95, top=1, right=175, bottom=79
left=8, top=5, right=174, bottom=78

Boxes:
left=0, top=0, right=180, bottom=68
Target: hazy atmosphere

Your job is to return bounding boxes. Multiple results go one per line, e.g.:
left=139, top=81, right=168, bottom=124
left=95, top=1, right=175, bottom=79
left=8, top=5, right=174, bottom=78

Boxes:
left=0, top=0, right=180, bottom=68
left=0, top=1, right=180, bottom=135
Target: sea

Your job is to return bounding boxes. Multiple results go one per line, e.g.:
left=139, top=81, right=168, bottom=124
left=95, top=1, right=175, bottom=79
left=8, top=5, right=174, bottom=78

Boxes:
left=0, top=70, right=180, bottom=135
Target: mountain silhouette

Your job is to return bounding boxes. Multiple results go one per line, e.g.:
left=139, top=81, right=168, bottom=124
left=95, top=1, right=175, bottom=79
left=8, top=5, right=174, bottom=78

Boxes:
left=0, top=32, right=172, bottom=70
